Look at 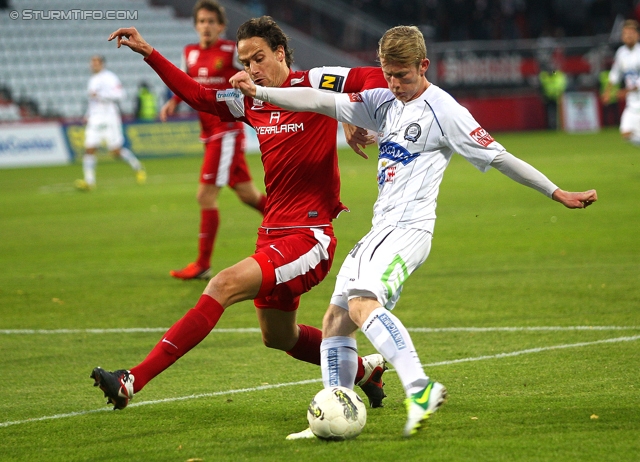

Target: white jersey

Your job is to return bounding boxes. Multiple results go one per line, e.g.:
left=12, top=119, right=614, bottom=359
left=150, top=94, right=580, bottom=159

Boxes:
left=334, top=84, right=505, bottom=233
left=609, top=42, right=640, bottom=110
left=86, top=69, right=124, bottom=122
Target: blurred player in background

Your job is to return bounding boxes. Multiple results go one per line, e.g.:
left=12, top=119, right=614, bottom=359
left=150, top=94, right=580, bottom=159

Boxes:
left=91, top=17, right=390, bottom=416
left=75, top=55, right=146, bottom=191
left=602, top=19, right=640, bottom=146
left=161, top=0, right=267, bottom=280
left=232, top=25, right=598, bottom=438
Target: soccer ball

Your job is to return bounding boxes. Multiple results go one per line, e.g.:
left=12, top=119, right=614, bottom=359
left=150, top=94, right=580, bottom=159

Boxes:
left=307, top=386, right=367, bottom=440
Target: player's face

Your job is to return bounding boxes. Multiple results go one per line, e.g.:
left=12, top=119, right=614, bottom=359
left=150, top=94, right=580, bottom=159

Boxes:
left=237, top=37, right=288, bottom=87
left=621, top=26, right=639, bottom=48
left=195, top=8, right=225, bottom=47
left=381, top=58, right=430, bottom=103
left=90, top=57, right=103, bottom=74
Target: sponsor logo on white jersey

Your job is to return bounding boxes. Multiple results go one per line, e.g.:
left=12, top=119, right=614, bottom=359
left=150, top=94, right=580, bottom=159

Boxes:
left=469, top=127, right=495, bottom=147
left=378, top=141, right=419, bottom=165
left=404, top=123, right=421, bottom=142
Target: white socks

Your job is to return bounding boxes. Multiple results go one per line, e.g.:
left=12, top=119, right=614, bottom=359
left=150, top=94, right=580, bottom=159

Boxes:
left=320, top=336, right=358, bottom=389
left=361, top=307, right=429, bottom=396
left=82, top=154, right=97, bottom=186
left=119, top=147, right=142, bottom=171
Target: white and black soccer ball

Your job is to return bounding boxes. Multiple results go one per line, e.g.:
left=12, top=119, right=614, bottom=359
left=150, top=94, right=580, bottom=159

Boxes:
left=307, top=386, right=367, bottom=440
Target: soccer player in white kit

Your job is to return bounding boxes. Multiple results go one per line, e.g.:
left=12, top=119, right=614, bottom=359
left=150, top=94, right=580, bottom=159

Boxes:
left=75, top=55, right=146, bottom=191
left=602, top=19, right=640, bottom=145
left=232, top=25, right=598, bottom=438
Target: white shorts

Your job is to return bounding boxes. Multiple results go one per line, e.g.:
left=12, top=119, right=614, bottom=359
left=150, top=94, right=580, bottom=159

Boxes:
left=330, top=225, right=432, bottom=311
left=619, top=107, right=640, bottom=137
left=84, top=118, right=124, bottom=150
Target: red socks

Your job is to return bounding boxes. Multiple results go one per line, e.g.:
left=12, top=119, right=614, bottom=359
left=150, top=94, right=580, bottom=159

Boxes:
left=286, top=324, right=366, bottom=384
left=131, top=295, right=224, bottom=393
left=196, top=209, right=219, bottom=269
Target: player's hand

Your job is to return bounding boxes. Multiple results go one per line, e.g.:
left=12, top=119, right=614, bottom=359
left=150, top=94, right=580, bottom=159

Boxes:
left=343, top=123, right=375, bottom=159
left=229, top=71, right=256, bottom=97
left=160, top=99, right=177, bottom=122
left=108, top=27, right=153, bottom=58
left=552, top=189, right=598, bottom=209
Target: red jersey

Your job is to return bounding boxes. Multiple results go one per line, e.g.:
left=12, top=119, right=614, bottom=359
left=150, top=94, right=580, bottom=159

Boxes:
left=147, top=49, right=387, bottom=228
left=174, top=40, right=244, bottom=141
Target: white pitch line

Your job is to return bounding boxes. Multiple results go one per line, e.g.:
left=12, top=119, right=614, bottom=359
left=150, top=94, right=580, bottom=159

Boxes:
left=0, top=328, right=261, bottom=335
left=2, top=334, right=639, bottom=429
left=1, top=326, right=639, bottom=335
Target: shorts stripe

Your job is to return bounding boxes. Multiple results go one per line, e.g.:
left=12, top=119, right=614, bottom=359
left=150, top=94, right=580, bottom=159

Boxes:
left=275, top=228, right=331, bottom=284
left=215, top=132, right=236, bottom=186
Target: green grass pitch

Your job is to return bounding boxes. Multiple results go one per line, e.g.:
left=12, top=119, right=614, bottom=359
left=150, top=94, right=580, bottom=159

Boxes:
left=0, top=128, right=638, bottom=461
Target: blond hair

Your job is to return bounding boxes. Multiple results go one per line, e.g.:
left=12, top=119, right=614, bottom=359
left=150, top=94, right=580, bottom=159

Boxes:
left=623, top=19, right=639, bottom=31
left=378, top=26, right=427, bottom=67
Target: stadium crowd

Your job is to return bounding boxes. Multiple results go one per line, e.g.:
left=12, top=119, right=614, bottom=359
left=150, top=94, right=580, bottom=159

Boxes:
left=240, top=0, right=636, bottom=49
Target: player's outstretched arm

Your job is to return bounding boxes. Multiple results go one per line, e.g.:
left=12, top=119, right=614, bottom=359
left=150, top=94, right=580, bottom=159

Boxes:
left=108, top=29, right=220, bottom=115
left=551, top=189, right=598, bottom=209
left=490, top=152, right=597, bottom=209
left=108, top=27, right=153, bottom=58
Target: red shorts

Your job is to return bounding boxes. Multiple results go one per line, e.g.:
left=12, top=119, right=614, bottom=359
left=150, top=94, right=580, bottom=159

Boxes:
left=200, top=129, right=251, bottom=187
left=252, top=226, right=337, bottom=312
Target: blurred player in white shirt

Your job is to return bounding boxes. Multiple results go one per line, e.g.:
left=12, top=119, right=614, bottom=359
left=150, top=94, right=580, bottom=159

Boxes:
left=75, top=55, right=146, bottom=191
left=233, top=25, right=598, bottom=438
left=602, top=19, right=640, bottom=145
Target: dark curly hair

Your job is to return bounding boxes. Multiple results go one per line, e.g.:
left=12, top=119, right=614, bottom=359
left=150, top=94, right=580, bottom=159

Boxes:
left=236, top=16, right=294, bottom=67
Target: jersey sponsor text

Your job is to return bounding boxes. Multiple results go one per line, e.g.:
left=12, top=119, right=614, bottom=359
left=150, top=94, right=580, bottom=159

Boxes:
left=255, top=123, right=304, bottom=135
left=469, top=127, right=495, bottom=147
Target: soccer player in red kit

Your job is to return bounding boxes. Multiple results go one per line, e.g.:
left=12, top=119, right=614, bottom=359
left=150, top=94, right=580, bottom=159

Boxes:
left=161, top=1, right=266, bottom=280
left=91, top=17, right=389, bottom=415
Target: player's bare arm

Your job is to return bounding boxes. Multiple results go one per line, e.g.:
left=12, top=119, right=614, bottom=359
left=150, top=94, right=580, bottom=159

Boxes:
left=108, top=27, right=154, bottom=58
left=552, top=189, right=598, bottom=209
left=159, top=98, right=177, bottom=122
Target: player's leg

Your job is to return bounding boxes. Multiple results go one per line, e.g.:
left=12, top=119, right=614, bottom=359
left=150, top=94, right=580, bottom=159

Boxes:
left=286, top=303, right=386, bottom=440
left=250, top=225, right=380, bottom=383
left=321, top=252, right=388, bottom=407
left=252, top=226, right=334, bottom=364
left=91, top=256, right=263, bottom=408
left=76, top=125, right=99, bottom=190
left=108, top=120, right=145, bottom=182
left=171, top=136, right=231, bottom=279
left=170, top=182, right=221, bottom=279
left=345, top=226, right=446, bottom=436
left=619, top=108, right=640, bottom=146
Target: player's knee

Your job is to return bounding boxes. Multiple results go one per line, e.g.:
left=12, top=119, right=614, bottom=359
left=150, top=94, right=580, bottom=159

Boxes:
left=205, top=270, right=238, bottom=305
left=261, top=331, right=294, bottom=351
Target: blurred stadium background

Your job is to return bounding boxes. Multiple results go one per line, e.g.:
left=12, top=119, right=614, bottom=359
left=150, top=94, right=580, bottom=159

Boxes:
left=0, top=0, right=635, bottom=166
